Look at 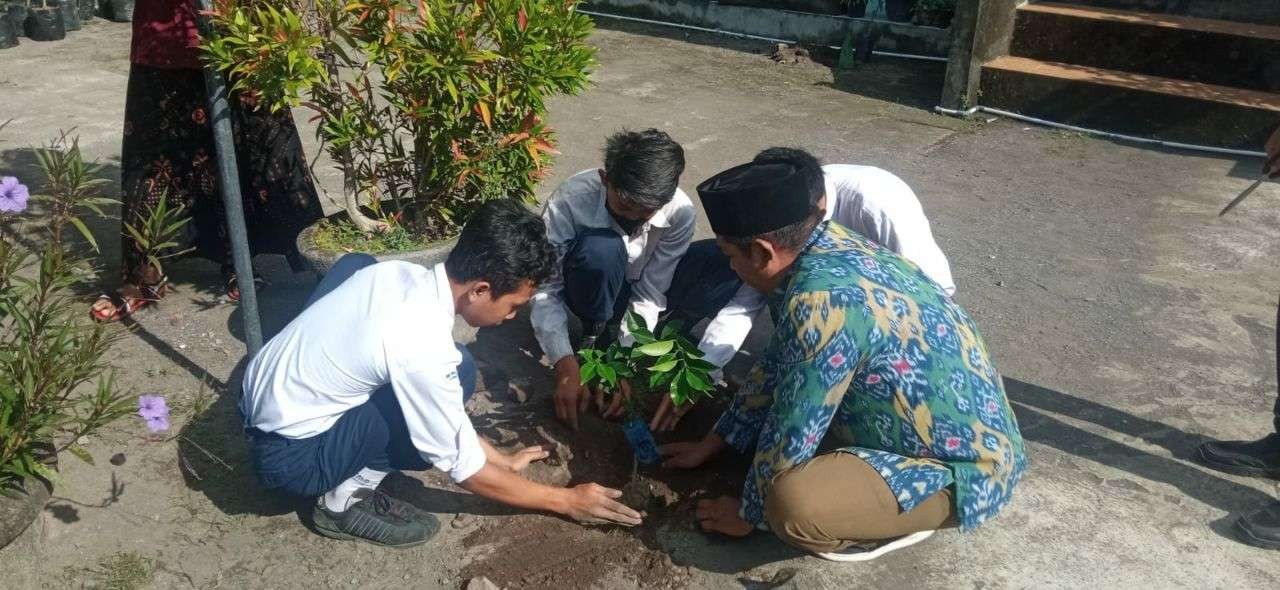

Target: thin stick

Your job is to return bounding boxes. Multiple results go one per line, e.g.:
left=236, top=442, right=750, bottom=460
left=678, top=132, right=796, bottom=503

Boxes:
left=177, top=435, right=233, bottom=471
left=1219, top=176, right=1267, bottom=217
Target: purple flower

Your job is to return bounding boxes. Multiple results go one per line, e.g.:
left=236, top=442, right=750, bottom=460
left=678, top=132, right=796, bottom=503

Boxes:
left=0, top=176, right=29, bottom=213
left=138, top=394, right=170, bottom=434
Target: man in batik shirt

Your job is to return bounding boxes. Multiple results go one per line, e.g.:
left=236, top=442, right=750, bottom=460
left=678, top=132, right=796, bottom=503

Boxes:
left=660, top=152, right=1028, bottom=561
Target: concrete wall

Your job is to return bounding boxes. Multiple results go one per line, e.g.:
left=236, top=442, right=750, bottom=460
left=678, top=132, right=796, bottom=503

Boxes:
left=941, top=0, right=1021, bottom=108
left=581, top=0, right=953, bottom=57
left=717, top=0, right=847, bottom=15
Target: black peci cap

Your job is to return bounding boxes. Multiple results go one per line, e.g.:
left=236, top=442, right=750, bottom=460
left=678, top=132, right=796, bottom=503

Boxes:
left=695, top=161, right=813, bottom=238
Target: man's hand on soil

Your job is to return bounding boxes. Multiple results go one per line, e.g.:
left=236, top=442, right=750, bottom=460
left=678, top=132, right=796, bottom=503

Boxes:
left=561, top=483, right=643, bottom=526
left=696, top=496, right=752, bottom=537
left=499, top=445, right=550, bottom=472
left=649, top=395, right=692, bottom=432
left=554, top=356, right=590, bottom=430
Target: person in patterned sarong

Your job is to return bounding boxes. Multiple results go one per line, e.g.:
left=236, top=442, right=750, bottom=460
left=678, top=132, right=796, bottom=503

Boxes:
left=659, top=152, right=1028, bottom=561
left=89, top=0, right=324, bottom=322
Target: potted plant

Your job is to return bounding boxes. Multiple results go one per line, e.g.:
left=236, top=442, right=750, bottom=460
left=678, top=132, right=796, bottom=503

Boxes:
left=24, top=0, right=66, bottom=41
left=910, top=0, right=954, bottom=28
left=0, top=132, right=133, bottom=550
left=577, top=312, right=717, bottom=465
left=202, top=0, right=596, bottom=273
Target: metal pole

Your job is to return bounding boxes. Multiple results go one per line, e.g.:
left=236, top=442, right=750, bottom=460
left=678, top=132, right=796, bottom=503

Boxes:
left=193, top=0, right=264, bottom=355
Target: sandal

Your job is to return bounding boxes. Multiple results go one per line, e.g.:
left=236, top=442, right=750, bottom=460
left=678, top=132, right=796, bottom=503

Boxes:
left=90, top=280, right=167, bottom=323
left=224, top=270, right=267, bottom=302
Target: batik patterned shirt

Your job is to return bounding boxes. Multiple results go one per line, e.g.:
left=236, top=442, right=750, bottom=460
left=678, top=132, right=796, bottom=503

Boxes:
left=714, top=221, right=1027, bottom=531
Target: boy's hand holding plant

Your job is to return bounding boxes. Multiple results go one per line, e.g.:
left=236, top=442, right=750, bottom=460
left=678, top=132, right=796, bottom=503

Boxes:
left=576, top=312, right=717, bottom=464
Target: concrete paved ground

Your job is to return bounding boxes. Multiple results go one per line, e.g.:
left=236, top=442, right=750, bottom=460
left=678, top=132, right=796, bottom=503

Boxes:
left=1, top=18, right=1279, bottom=589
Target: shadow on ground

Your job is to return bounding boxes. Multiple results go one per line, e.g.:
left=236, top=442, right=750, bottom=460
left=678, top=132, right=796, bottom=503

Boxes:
left=1005, top=376, right=1274, bottom=541
left=151, top=247, right=1269, bottom=574
left=174, top=356, right=298, bottom=518
left=0, top=147, right=123, bottom=262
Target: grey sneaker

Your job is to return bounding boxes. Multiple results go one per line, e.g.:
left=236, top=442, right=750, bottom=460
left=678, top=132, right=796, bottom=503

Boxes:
left=312, top=488, right=439, bottom=548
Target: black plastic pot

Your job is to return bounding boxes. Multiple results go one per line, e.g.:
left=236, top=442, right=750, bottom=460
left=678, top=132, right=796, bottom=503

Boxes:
left=5, top=2, right=28, bottom=38
left=61, top=0, right=80, bottom=31
left=25, top=6, right=66, bottom=41
left=77, top=0, right=95, bottom=21
left=0, top=12, right=16, bottom=49
left=108, top=0, right=132, bottom=22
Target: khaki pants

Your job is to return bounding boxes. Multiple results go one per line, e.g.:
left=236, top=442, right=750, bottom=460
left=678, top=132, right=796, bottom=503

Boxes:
left=764, top=451, right=957, bottom=553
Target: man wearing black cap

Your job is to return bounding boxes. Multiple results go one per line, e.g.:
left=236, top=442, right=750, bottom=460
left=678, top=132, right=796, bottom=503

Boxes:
left=649, top=147, right=957, bottom=432
left=659, top=154, right=1027, bottom=561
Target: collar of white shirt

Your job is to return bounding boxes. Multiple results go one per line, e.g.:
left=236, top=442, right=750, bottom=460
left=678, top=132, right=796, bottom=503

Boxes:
left=430, top=262, right=456, bottom=322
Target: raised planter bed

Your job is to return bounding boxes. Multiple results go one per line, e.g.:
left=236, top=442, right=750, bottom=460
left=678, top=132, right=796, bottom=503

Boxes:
left=295, top=211, right=458, bottom=276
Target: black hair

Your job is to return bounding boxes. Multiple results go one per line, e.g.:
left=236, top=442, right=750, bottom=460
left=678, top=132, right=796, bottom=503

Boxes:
left=753, top=146, right=825, bottom=206
left=603, top=128, right=686, bottom=209
left=445, top=200, right=556, bottom=296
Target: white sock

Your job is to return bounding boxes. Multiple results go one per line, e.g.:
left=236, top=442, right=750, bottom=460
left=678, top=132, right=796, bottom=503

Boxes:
left=321, top=468, right=389, bottom=512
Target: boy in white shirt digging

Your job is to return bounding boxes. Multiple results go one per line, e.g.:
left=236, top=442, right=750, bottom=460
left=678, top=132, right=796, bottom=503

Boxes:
left=241, top=201, right=642, bottom=548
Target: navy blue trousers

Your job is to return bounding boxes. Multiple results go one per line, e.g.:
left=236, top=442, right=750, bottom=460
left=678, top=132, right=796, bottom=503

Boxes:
left=249, top=253, right=476, bottom=498
left=562, top=230, right=743, bottom=335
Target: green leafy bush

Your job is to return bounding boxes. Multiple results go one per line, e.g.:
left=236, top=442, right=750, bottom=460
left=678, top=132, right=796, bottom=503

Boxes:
left=577, top=311, right=717, bottom=417
left=0, top=245, right=130, bottom=488
left=0, top=134, right=131, bottom=490
left=30, top=132, right=117, bottom=253
left=202, top=0, right=596, bottom=244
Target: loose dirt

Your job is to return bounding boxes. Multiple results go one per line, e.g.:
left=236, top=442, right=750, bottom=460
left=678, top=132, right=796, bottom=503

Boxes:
left=455, top=371, right=742, bottom=589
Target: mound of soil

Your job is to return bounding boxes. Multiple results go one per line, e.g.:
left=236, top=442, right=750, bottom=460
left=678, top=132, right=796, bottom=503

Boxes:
left=460, top=514, right=690, bottom=589
left=456, top=374, right=746, bottom=589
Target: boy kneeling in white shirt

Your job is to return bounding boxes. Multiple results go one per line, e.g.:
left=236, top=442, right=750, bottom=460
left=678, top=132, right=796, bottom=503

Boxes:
left=240, top=201, right=642, bottom=548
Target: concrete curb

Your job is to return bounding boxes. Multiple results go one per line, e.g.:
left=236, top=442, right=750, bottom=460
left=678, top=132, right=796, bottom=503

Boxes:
left=582, top=0, right=952, bottom=57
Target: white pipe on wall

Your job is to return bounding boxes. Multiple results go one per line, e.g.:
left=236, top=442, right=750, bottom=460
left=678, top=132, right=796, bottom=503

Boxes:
left=934, top=105, right=1267, bottom=159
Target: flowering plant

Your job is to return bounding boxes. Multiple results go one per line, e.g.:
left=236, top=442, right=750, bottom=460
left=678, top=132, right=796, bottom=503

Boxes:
left=0, top=132, right=130, bottom=489
left=137, top=395, right=171, bottom=434
left=0, top=176, right=29, bottom=214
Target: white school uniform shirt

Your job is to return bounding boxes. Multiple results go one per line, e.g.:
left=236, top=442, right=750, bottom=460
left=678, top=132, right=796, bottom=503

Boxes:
left=696, top=164, right=956, bottom=374
left=239, top=261, right=487, bottom=483
left=530, top=169, right=697, bottom=365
